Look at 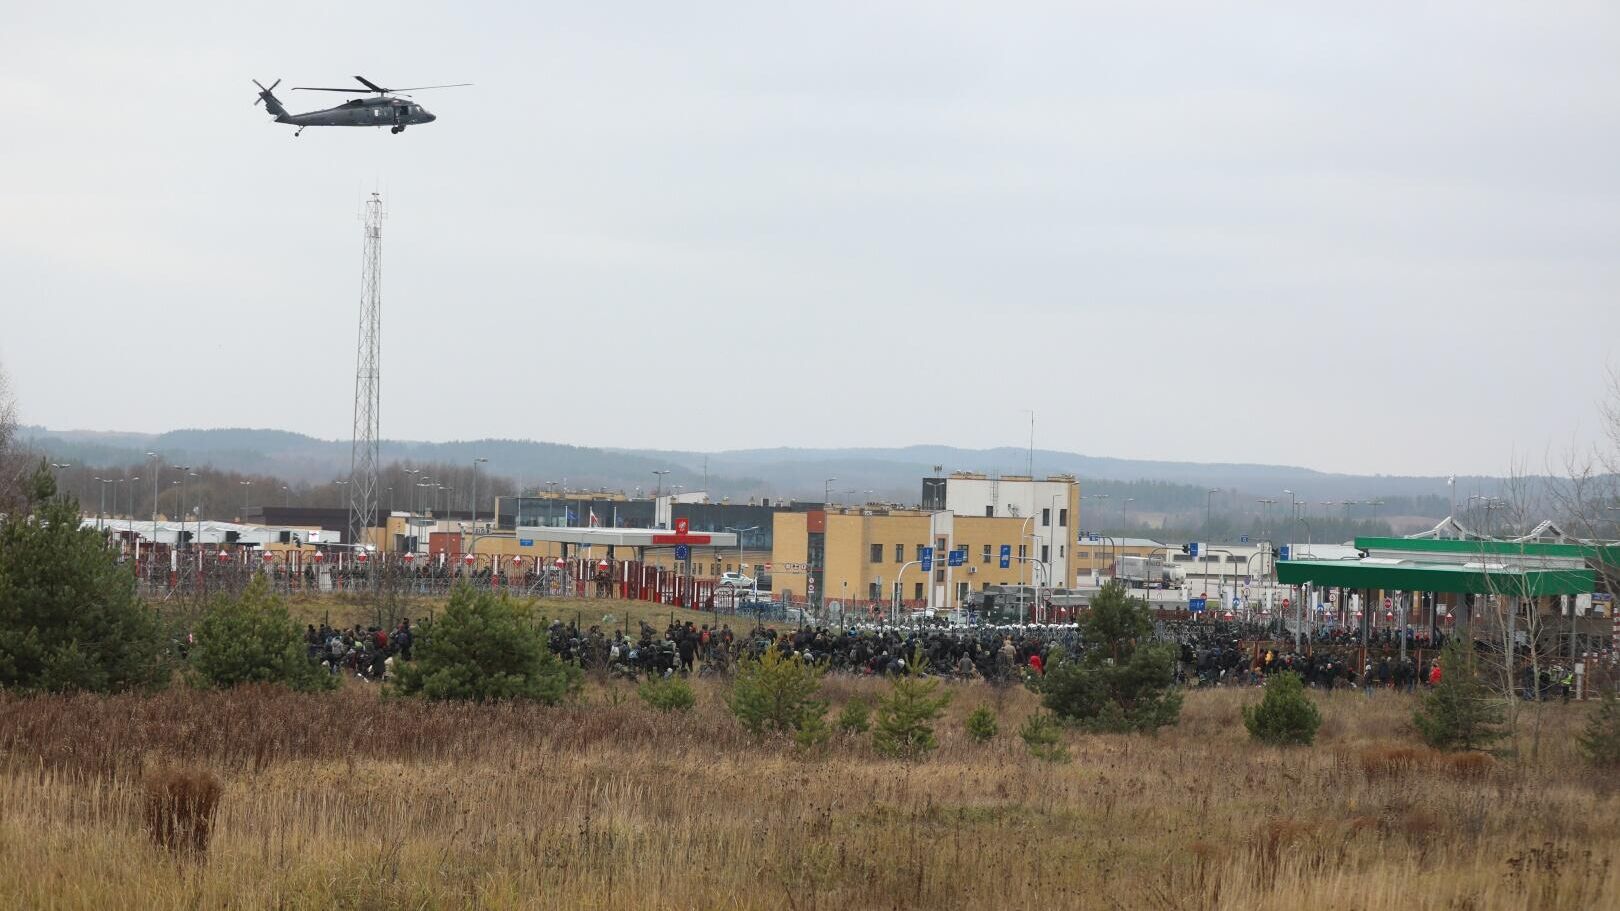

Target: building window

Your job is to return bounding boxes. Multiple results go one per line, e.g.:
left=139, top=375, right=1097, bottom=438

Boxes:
left=894, top=543, right=903, bottom=563
left=1018, top=544, right=1027, bottom=559
left=985, top=505, right=993, bottom=517
left=1041, top=508, right=1051, bottom=527
left=1041, top=545, right=1050, bottom=564
left=916, top=544, right=926, bottom=561
left=1059, top=508, right=1068, bottom=527
left=936, top=537, right=946, bottom=552
left=981, top=544, right=991, bottom=564
left=868, top=582, right=880, bottom=600
left=913, top=582, right=924, bottom=600
left=935, top=568, right=945, bottom=583
left=1059, top=545, right=1065, bottom=558
left=870, top=544, right=883, bottom=563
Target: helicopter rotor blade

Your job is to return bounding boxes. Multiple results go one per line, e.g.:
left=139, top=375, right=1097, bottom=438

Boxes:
left=388, top=83, right=473, bottom=92
left=292, top=86, right=371, bottom=92
left=353, top=75, right=387, bottom=93
left=253, top=78, right=266, bottom=104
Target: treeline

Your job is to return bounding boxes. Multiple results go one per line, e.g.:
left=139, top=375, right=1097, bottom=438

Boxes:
left=42, top=459, right=524, bottom=523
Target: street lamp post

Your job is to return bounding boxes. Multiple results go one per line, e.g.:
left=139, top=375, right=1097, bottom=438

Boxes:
left=94, top=477, right=112, bottom=530
left=1206, top=488, right=1219, bottom=532
left=824, top=477, right=837, bottom=506
left=470, top=457, right=488, bottom=532
left=170, top=466, right=191, bottom=550
left=1284, top=489, right=1298, bottom=646
left=724, top=525, right=759, bottom=596
left=146, top=452, right=160, bottom=559
left=403, top=468, right=420, bottom=519
left=120, top=476, right=138, bottom=533
left=239, top=480, right=252, bottom=517
left=1120, top=497, right=1134, bottom=532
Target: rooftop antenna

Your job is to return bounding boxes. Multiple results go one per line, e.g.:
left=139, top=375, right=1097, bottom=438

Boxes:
left=1025, top=409, right=1034, bottom=477
left=348, top=192, right=384, bottom=554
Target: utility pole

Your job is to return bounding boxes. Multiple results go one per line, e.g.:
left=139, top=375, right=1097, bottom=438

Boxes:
left=348, top=192, right=384, bottom=554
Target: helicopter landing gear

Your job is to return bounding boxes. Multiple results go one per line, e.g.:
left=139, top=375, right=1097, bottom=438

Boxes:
left=294, top=126, right=305, bottom=138
left=390, top=125, right=405, bottom=134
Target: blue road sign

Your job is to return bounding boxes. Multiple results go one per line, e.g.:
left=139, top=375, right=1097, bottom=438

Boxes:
left=947, top=548, right=966, bottom=567
left=1188, top=597, right=1207, bottom=612
left=920, top=546, right=934, bottom=572
left=1278, top=545, right=1291, bottom=561
left=1088, top=533, right=1100, bottom=543
left=1239, top=534, right=1250, bottom=544
left=1187, top=542, right=1200, bottom=557
left=519, top=539, right=533, bottom=547
left=999, top=544, right=1011, bottom=569
left=674, top=544, right=690, bottom=560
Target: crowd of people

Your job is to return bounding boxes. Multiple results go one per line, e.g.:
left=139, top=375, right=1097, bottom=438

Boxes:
left=305, top=621, right=415, bottom=679
left=274, top=609, right=1495, bottom=695
left=533, top=616, right=1462, bottom=691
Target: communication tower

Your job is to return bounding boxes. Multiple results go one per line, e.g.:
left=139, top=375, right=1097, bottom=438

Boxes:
left=348, top=193, right=383, bottom=550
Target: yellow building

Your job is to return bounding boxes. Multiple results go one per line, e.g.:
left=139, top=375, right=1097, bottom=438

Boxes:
left=771, top=507, right=1054, bottom=616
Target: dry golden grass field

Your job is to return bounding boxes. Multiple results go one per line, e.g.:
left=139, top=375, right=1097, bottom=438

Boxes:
left=0, top=678, right=1614, bottom=910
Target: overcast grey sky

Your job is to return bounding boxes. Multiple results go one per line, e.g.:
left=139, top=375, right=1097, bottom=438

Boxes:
left=3, top=1, right=1617, bottom=476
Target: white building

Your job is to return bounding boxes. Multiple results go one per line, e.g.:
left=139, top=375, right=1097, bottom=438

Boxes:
left=921, top=472, right=1081, bottom=593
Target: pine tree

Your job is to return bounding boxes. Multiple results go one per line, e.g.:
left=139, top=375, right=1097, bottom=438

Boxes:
left=1034, top=581, right=1182, bottom=733
left=872, top=648, right=952, bottom=759
left=1412, top=638, right=1506, bottom=753
left=189, top=574, right=334, bottom=691
left=1578, top=688, right=1620, bottom=769
left=837, top=696, right=872, bottom=733
left=1019, top=712, right=1069, bottom=763
left=727, top=647, right=826, bottom=737
left=390, top=585, right=580, bottom=703
left=964, top=705, right=999, bottom=743
left=0, top=461, right=166, bottom=693
left=1243, top=671, right=1321, bottom=746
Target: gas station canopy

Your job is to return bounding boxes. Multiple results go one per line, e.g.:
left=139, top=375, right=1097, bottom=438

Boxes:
left=1274, top=536, right=1617, bottom=596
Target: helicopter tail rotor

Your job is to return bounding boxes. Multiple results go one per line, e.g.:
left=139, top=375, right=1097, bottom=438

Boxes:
left=253, top=78, right=289, bottom=119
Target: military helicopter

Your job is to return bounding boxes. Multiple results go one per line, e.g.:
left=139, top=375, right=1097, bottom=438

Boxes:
left=253, top=76, right=469, bottom=136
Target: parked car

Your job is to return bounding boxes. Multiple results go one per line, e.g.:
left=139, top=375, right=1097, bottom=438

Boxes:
left=719, top=571, right=756, bottom=589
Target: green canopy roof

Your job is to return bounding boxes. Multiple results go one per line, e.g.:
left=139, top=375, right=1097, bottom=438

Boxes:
left=1276, top=558, right=1593, bottom=596
left=1354, top=536, right=1620, bottom=565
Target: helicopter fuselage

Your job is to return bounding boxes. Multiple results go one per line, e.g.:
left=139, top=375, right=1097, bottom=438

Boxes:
left=279, top=96, right=436, bottom=128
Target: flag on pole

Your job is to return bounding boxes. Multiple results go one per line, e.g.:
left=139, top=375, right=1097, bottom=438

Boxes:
left=588, top=509, right=599, bottom=527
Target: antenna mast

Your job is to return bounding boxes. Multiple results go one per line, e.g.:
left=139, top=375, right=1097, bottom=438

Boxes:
left=349, top=192, right=384, bottom=550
